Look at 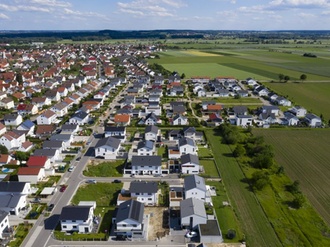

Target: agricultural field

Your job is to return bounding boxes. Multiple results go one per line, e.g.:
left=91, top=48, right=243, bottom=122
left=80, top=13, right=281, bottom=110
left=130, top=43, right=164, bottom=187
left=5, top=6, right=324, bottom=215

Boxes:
left=253, top=129, right=330, bottom=227
left=263, top=81, right=330, bottom=120
left=154, top=46, right=330, bottom=80
left=204, top=129, right=282, bottom=247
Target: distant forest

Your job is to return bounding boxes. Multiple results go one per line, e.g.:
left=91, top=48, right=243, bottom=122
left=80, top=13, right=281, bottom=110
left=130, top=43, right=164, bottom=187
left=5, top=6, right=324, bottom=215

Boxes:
left=1, top=29, right=330, bottom=44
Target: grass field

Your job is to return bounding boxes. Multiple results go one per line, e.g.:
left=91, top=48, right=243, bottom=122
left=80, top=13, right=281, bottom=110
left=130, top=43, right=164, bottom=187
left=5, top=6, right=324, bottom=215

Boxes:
left=199, top=159, right=219, bottom=178
left=253, top=129, right=330, bottom=227
left=263, top=81, right=330, bottom=120
left=83, top=160, right=125, bottom=177
left=155, top=47, right=330, bottom=80
left=204, top=129, right=282, bottom=247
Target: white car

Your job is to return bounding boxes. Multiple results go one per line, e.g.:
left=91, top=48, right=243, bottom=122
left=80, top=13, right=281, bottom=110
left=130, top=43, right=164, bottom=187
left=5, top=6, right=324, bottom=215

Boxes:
left=185, top=231, right=198, bottom=238
left=68, top=166, right=75, bottom=172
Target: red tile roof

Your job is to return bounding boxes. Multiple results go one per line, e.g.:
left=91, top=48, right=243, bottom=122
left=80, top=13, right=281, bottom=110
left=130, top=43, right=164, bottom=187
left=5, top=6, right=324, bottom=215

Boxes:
left=27, top=156, right=48, bottom=167
left=18, top=167, right=41, bottom=175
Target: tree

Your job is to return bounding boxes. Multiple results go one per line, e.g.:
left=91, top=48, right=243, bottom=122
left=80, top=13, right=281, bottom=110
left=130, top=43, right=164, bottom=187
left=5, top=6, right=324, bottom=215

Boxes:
left=300, top=74, right=307, bottom=82
left=227, top=229, right=236, bottom=239
left=181, top=73, right=186, bottom=79
left=278, top=73, right=284, bottom=82
left=15, top=151, right=30, bottom=162
left=292, top=193, right=305, bottom=209
left=233, top=144, right=246, bottom=157
left=250, top=170, right=269, bottom=191
left=287, top=180, right=300, bottom=194
left=284, top=75, right=290, bottom=82
left=0, top=145, right=8, bottom=155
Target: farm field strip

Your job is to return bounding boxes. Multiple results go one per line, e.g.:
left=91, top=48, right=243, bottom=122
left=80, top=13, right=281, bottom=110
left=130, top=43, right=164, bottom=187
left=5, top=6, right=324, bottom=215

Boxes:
left=204, top=130, right=282, bottom=247
left=253, top=129, right=330, bottom=227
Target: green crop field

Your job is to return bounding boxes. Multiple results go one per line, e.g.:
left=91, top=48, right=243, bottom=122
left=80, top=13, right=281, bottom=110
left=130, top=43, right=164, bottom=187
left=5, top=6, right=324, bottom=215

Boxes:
left=263, top=81, right=330, bottom=120
left=253, top=129, right=330, bottom=228
left=154, top=46, right=330, bottom=80
left=204, top=129, right=282, bottom=247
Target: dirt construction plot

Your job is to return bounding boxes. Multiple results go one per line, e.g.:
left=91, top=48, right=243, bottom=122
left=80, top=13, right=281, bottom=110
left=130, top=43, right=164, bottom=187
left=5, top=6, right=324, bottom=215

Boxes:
left=144, top=207, right=169, bottom=241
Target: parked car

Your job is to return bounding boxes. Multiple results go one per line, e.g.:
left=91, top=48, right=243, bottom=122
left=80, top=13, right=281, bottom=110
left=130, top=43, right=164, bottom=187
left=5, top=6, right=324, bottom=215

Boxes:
left=68, top=166, right=75, bottom=172
left=113, top=179, right=121, bottom=183
left=86, top=179, right=97, bottom=184
left=31, top=197, right=41, bottom=203
left=47, top=203, right=55, bottom=211
left=76, top=157, right=81, bottom=161
left=60, top=185, right=67, bottom=192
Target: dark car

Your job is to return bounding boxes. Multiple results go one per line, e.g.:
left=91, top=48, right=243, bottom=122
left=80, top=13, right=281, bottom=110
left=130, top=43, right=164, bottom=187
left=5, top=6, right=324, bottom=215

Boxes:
left=76, top=157, right=81, bottom=161
left=47, top=203, right=55, bottom=211
left=113, top=179, right=121, bottom=183
left=60, top=185, right=67, bottom=192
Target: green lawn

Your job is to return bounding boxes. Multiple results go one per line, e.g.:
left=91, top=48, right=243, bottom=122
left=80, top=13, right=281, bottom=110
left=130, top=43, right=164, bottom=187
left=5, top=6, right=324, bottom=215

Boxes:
left=8, top=223, right=33, bottom=247
left=83, top=160, right=125, bottom=177
left=263, top=81, right=330, bottom=120
left=200, top=159, right=219, bottom=178
left=204, top=129, right=282, bottom=247
left=198, top=147, right=213, bottom=158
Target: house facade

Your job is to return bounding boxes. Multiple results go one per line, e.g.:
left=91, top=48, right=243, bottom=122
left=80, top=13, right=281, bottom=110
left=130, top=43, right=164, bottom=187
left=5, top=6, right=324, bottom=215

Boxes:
left=130, top=155, right=162, bottom=175
left=60, top=206, right=94, bottom=233
left=95, top=137, right=121, bottom=159
left=129, top=181, right=158, bottom=206
left=180, top=198, right=207, bottom=230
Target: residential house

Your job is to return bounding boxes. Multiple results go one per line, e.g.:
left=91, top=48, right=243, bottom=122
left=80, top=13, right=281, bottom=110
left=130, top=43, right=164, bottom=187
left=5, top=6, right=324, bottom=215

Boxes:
left=33, top=149, right=60, bottom=163
left=26, top=156, right=51, bottom=169
left=183, top=127, right=204, bottom=142
left=144, top=125, right=160, bottom=142
left=137, top=140, right=155, bottom=156
left=129, top=155, right=162, bottom=175
left=289, top=106, right=307, bottom=118
left=236, top=115, right=253, bottom=127
left=145, top=102, right=162, bottom=116
left=50, top=134, right=73, bottom=150
left=35, top=125, right=56, bottom=138
left=254, top=86, right=269, bottom=97
left=113, top=199, right=145, bottom=238
left=305, top=113, right=322, bottom=127
left=17, top=104, right=38, bottom=115
left=184, top=175, right=210, bottom=203
left=31, top=97, right=51, bottom=109
left=0, top=130, right=26, bottom=150
left=17, top=120, right=35, bottom=136
left=232, top=106, right=248, bottom=116
left=180, top=198, right=207, bottom=230
left=36, top=110, right=57, bottom=125
left=208, top=113, right=223, bottom=126
left=0, top=154, right=11, bottom=166
left=61, top=124, right=79, bottom=134
left=179, top=137, right=197, bottom=155
left=258, top=112, right=277, bottom=125
left=43, top=140, right=65, bottom=152
left=95, top=137, right=121, bottom=159
left=171, top=114, right=188, bottom=126
left=260, top=106, right=280, bottom=116
left=4, top=114, right=23, bottom=126
left=0, top=98, right=14, bottom=109
left=282, top=112, right=299, bottom=126
left=181, top=154, right=200, bottom=174
left=60, top=206, right=94, bottom=233
left=0, top=123, right=6, bottom=136
left=104, top=126, right=126, bottom=142
left=275, top=96, right=292, bottom=107
left=198, top=220, right=224, bottom=244
left=51, top=102, right=68, bottom=117
left=69, top=111, right=89, bottom=125
left=138, top=113, right=161, bottom=125
left=129, top=181, right=158, bottom=206
left=114, top=114, right=131, bottom=127
left=17, top=167, right=45, bottom=184
left=0, top=210, right=10, bottom=239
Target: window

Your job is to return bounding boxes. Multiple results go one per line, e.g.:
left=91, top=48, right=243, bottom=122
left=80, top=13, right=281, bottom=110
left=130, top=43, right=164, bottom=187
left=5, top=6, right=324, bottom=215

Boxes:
left=63, top=225, right=67, bottom=228
left=148, top=193, right=152, bottom=195
left=132, top=224, right=137, bottom=227
left=148, top=198, right=152, bottom=201
left=73, top=225, right=77, bottom=229
left=122, top=224, right=126, bottom=227
left=136, top=193, right=140, bottom=195
left=72, top=220, right=76, bottom=222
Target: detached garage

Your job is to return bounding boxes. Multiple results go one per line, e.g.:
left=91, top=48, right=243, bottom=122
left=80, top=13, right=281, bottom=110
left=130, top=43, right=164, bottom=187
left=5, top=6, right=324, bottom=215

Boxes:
left=17, top=167, right=45, bottom=184
left=198, top=219, right=223, bottom=243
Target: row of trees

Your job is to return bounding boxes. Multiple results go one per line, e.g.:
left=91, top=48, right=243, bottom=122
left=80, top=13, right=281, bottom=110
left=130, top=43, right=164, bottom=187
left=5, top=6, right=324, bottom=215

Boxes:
left=278, top=73, right=307, bottom=82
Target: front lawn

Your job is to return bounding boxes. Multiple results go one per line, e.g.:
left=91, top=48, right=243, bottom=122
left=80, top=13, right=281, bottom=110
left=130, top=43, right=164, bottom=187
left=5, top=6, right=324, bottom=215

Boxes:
left=198, top=147, right=213, bottom=158
left=83, top=160, right=125, bottom=177
left=8, top=223, right=33, bottom=247
left=200, top=159, right=219, bottom=178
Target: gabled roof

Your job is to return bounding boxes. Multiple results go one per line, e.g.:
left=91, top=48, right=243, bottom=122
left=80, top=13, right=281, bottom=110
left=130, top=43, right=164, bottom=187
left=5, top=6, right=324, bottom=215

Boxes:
left=33, top=149, right=57, bottom=157
left=104, top=126, right=125, bottom=132
left=114, top=114, right=130, bottom=123
left=131, top=155, right=161, bottom=167
left=0, top=210, right=8, bottom=223
left=145, top=125, right=158, bottom=134
left=17, top=167, right=41, bottom=175
left=137, top=140, right=154, bottom=150
left=181, top=154, right=199, bottom=165
left=180, top=197, right=206, bottom=218
left=0, top=181, right=28, bottom=193
left=60, top=206, right=92, bottom=221
left=184, top=175, right=206, bottom=192
left=95, top=136, right=121, bottom=149
left=43, top=140, right=63, bottom=149
left=71, top=111, right=88, bottom=120
left=20, top=120, right=35, bottom=129
left=179, top=137, right=195, bottom=147
left=27, top=156, right=48, bottom=167
left=116, top=199, right=144, bottom=224
left=129, top=181, right=158, bottom=194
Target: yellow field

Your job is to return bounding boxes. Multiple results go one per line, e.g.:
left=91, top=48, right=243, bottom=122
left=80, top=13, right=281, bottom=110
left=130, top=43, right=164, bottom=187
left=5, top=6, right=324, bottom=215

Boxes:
left=181, top=50, right=220, bottom=56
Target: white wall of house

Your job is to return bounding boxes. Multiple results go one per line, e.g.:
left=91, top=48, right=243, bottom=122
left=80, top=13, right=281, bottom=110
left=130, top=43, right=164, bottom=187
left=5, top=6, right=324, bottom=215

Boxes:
left=181, top=214, right=207, bottom=230
left=145, top=132, right=157, bottom=141
left=116, top=218, right=142, bottom=232
left=131, top=192, right=157, bottom=206
left=179, top=145, right=197, bottom=155
left=0, top=213, right=10, bottom=239
left=132, top=165, right=161, bottom=175
left=236, top=116, right=253, bottom=127
left=18, top=170, right=45, bottom=184
left=137, top=147, right=154, bottom=156
left=95, top=146, right=119, bottom=159
left=185, top=188, right=206, bottom=202
left=181, top=163, right=200, bottom=174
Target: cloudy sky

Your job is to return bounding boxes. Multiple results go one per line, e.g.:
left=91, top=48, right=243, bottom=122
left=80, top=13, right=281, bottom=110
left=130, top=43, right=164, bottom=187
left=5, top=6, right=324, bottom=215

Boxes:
left=0, top=0, right=329, bottom=30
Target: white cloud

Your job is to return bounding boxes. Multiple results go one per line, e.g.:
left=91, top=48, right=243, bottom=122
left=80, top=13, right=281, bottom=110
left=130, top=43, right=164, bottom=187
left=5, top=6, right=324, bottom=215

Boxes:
left=297, top=12, right=316, bottom=17
left=0, top=13, right=9, bottom=19
left=62, top=8, right=110, bottom=21
left=269, top=0, right=330, bottom=9
left=29, top=0, right=71, bottom=8
left=0, top=3, right=50, bottom=12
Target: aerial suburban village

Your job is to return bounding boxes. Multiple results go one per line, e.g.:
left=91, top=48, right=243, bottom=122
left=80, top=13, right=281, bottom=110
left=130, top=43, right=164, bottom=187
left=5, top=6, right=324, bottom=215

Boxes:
left=0, top=41, right=325, bottom=247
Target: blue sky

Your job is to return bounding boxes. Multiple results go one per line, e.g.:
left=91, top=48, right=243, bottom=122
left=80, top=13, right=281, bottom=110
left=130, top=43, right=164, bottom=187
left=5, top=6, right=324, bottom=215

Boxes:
left=0, top=0, right=330, bottom=30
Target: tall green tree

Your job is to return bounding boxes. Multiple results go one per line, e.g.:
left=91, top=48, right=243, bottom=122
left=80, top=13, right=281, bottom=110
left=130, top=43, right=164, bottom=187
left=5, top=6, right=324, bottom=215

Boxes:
left=284, top=75, right=290, bottom=82
left=278, top=73, right=284, bottom=82
left=300, top=74, right=307, bottom=82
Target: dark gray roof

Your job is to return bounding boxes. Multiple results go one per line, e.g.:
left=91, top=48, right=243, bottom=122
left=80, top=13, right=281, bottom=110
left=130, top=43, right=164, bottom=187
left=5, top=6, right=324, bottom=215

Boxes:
left=232, top=106, right=248, bottom=115
left=145, top=125, right=158, bottom=134
left=4, top=114, right=19, bottom=121
left=170, top=101, right=185, bottom=107
left=137, top=140, right=154, bottom=150
left=181, top=154, right=199, bottom=165
left=60, top=206, right=91, bottom=221
left=104, top=126, right=125, bottom=132
left=0, top=182, right=27, bottom=193
left=129, top=181, right=158, bottom=194
left=0, top=194, right=22, bottom=208
left=145, top=113, right=158, bottom=121
left=199, top=219, right=222, bottom=236
left=61, top=124, right=78, bottom=131
left=43, top=140, right=63, bottom=149
left=50, top=134, right=72, bottom=142
left=305, top=113, right=321, bottom=120
left=116, top=199, right=144, bottom=223
left=184, top=175, right=206, bottom=192
left=179, top=137, right=195, bottom=147
left=180, top=198, right=206, bottom=218
left=0, top=209, right=8, bottom=222
left=72, top=111, right=88, bottom=120
left=33, top=149, right=57, bottom=157
left=95, top=136, right=121, bottom=149
left=183, top=127, right=196, bottom=134
left=284, top=112, right=298, bottom=120
left=131, top=155, right=161, bottom=167
left=172, top=105, right=186, bottom=114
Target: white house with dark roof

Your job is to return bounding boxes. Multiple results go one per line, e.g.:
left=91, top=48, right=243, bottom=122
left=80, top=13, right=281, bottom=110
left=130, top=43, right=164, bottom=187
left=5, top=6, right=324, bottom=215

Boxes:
left=61, top=124, right=79, bottom=134
left=179, top=137, right=197, bottom=155
left=144, top=125, right=159, bottom=142
left=129, top=155, right=162, bottom=175
left=113, top=199, right=145, bottom=238
left=183, top=127, right=203, bottom=141
left=181, top=154, right=200, bottom=174
left=33, top=149, right=60, bottom=163
left=4, top=114, right=23, bottom=126
left=59, top=205, right=94, bottom=233
left=17, top=120, right=35, bottom=136
left=0, top=210, right=10, bottom=239
left=137, top=140, right=155, bottom=156
left=129, top=181, right=159, bottom=206
left=69, top=111, right=89, bottom=125
left=104, top=126, right=126, bottom=142
left=289, top=106, right=307, bottom=118
left=95, top=137, right=121, bottom=159
left=184, top=175, right=210, bottom=203
left=305, top=113, right=322, bottom=127
left=180, top=198, right=207, bottom=230
left=282, top=112, right=299, bottom=126
left=236, top=115, right=253, bottom=127
left=171, top=114, right=188, bottom=126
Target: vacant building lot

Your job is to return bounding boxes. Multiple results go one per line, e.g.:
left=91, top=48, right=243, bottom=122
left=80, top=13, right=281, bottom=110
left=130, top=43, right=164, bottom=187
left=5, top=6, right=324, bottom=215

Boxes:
left=144, top=207, right=169, bottom=241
